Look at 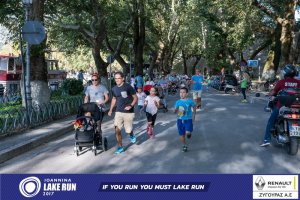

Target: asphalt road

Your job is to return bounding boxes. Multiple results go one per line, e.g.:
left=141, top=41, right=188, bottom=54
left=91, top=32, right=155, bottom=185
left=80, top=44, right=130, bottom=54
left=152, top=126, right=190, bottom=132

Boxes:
left=0, top=89, right=299, bottom=173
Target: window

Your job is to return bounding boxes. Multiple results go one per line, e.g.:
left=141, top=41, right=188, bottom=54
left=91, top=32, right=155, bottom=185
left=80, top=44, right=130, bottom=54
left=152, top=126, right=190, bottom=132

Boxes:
left=8, top=58, right=15, bottom=72
left=0, top=58, right=8, bottom=71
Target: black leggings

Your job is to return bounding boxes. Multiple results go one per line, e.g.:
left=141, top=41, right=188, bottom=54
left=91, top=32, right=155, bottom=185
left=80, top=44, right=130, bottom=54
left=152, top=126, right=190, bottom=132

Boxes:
left=241, top=88, right=246, bottom=99
left=146, top=112, right=157, bottom=126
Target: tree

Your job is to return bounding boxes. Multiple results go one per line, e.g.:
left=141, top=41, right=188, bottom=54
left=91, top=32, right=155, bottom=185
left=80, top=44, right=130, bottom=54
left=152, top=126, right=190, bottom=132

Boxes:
left=252, top=0, right=300, bottom=73
left=0, top=0, right=50, bottom=107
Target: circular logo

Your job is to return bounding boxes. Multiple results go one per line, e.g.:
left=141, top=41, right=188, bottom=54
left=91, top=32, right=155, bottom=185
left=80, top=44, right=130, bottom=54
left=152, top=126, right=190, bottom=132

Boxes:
left=19, top=177, right=41, bottom=198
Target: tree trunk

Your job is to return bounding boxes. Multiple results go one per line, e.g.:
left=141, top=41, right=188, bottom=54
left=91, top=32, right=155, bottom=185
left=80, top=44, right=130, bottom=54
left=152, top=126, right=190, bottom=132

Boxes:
left=289, top=30, right=300, bottom=65
left=26, top=0, right=50, bottom=107
left=157, top=42, right=166, bottom=73
left=250, top=39, right=272, bottom=59
left=279, top=0, right=297, bottom=65
left=133, top=0, right=145, bottom=76
left=263, top=23, right=282, bottom=78
left=182, top=49, right=187, bottom=75
left=92, top=44, right=108, bottom=87
left=148, top=51, right=158, bottom=78
left=191, top=55, right=201, bottom=74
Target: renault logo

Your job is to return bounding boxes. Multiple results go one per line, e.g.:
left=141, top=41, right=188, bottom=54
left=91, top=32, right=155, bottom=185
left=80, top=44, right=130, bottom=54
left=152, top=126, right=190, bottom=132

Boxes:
left=255, top=176, right=266, bottom=190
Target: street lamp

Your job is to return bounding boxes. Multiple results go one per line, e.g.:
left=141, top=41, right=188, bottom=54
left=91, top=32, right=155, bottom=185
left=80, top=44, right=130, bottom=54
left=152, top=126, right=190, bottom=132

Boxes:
left=129, top=44, right=133, bottom=79
left=22, top=0, right=33, bottom=110
left=258, top=58, right=261, bottom=82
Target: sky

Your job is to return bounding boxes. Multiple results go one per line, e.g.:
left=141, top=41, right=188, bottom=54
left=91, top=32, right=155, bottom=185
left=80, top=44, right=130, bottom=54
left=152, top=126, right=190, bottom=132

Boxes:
left=296, top=10, right=300, bottom=21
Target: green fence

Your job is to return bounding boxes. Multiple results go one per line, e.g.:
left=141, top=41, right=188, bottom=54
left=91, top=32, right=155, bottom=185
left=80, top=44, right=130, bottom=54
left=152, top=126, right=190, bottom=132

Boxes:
left=0, top=96, right=83, bottom=136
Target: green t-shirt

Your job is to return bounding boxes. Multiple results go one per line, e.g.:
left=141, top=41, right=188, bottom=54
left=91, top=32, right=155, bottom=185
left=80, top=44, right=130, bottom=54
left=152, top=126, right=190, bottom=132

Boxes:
left=241, top=79, right=247, bottom=88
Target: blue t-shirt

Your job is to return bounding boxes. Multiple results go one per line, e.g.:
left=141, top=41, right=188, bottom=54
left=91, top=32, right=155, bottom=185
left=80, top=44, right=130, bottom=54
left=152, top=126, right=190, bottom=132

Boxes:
left=174, top=98, right=195, bottom=120
left=136, top=75, right=143, bottom=87
left=192, top=75, right=204, bottom=90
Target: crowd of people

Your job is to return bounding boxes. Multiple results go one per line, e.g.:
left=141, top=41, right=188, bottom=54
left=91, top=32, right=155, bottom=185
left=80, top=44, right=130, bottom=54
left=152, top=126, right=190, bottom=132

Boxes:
left=80, top=63, right=300, bottom=154
left=81, top=69, right=208, bottom=154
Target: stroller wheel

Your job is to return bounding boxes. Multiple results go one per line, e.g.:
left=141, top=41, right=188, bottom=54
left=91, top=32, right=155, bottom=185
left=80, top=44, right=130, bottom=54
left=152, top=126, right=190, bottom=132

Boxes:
left=104, top=137, right=108, bottom=151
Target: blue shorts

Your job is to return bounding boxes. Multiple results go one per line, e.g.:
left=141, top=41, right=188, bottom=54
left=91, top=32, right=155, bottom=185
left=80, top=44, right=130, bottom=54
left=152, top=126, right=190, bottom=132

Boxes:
left=177, top=119, right=193, bottom=136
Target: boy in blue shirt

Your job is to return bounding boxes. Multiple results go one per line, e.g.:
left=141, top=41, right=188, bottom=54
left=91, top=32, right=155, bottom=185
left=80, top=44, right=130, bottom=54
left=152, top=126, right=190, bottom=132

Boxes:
left=174, top=87, right=196, bottom=152
left=191, top=69, right=204, bottom=109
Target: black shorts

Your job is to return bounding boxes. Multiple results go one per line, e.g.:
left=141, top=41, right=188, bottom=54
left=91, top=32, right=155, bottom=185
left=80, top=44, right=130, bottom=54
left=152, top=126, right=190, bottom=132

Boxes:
left=145, top=112, right=157, bottom=126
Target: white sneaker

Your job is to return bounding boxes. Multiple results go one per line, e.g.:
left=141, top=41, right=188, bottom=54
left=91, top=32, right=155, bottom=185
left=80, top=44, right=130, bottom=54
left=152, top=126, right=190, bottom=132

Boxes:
left=260, top=142, right=270, bottom=147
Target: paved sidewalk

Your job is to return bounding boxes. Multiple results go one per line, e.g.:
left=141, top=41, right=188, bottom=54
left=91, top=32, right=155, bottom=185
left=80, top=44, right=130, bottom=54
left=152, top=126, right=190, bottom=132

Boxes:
left=0, top=115, right=76, bottom=163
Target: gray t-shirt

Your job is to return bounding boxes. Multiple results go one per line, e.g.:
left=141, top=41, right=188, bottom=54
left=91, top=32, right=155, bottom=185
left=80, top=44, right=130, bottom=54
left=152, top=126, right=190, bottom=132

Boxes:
left=85, top=85, right=109, bottom=104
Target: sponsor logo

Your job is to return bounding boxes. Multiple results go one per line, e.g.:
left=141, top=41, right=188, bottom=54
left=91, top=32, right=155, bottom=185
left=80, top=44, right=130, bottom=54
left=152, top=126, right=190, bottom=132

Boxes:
left=255, top=176, right=266, bottom=190
left=19, top=176, right=41, bottom=198
left=19, top=177, right=77, bottom=197
left=253, top=175, right=298, bottom=199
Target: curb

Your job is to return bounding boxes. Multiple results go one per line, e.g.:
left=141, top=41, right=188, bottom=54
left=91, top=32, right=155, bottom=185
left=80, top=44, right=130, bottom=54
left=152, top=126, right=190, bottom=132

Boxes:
left=0, top=123, right=73, bottom=164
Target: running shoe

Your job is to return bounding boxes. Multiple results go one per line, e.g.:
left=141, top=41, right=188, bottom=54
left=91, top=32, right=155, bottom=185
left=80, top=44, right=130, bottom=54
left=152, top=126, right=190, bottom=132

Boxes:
left=149, top=128, right=154, bottom=138
left=114, top=147, right=125, bottom=154
left=130, top=134, right=136, bottom=143
left=182, top=145, right=188, bottom=152
left=260, top=142, right=270, bottom=147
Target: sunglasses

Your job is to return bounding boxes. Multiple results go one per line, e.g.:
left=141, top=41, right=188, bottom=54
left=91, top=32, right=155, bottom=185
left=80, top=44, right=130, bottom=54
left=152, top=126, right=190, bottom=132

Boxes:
left=91, top=79, right=98, bottom=81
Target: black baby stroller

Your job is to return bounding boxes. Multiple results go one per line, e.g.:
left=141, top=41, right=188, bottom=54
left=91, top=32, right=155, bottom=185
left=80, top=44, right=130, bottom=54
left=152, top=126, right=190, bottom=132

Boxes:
left=157, top=86, right=168, bottom=113
left=74, top=103, right=108, bottom=156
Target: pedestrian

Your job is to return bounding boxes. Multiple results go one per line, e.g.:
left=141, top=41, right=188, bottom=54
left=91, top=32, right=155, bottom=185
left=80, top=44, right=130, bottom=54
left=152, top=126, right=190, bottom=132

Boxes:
left=84, top=73, right=109, bottom=144
left=136, top=73, right=144, bottom=89
left=130, top=75, right=136, bottom=89
left=158, top=75, right=169, bottom=107
left=240, top=71, right=250, bottom=103
left=174, top=87, right=196, bottom=152
left=136, top=86, right=146, bottom=116
left=206, top=76, right=211, bottom=91
left=191, top=69, right=204, bottom=109
left=140, top=87, right=160, bottom=138
left=108, top=71, right=138, bottom=154
left=77, top=69, right=84, bottom=82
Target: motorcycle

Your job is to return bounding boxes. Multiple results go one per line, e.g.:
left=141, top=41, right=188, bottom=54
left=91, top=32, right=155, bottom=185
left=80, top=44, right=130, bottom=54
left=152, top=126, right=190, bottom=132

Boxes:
left=224, top=84, right=240, bottom=94
left=269, top=88, right=300, bottom=155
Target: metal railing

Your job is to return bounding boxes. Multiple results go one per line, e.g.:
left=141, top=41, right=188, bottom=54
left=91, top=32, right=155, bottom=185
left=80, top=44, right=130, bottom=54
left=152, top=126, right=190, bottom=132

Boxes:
left=0, top=96, right=83, bottom=136
left=0, top=91, right=21, bottom=104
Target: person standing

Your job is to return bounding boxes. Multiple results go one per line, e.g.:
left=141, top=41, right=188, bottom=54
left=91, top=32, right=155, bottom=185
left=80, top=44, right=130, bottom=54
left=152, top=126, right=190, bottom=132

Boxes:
left=77, top=69, right=84, bottom=83
left=240, top=71, right=250, bottom=103
left=108, top=72, right=138, bottom=154
left=191, top=69, right=204, bottom=109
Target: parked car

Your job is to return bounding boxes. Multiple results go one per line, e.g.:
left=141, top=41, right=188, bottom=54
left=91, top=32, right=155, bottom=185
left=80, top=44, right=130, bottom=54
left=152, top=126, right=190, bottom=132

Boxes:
left=210, top=75, right=222, bottom=90
left=219, top=75, right=238, bottom=91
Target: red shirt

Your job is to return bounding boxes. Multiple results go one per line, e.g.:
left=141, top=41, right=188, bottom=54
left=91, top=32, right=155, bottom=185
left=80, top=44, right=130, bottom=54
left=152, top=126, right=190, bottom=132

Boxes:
left=273, top=77, right=300, bottom=107
left=273, top=77, right=300, bottom=94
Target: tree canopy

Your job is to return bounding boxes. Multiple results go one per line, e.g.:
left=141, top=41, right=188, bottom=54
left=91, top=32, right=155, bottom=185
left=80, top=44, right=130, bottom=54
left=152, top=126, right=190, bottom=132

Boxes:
left=0, top=0, right=299, bottom=78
